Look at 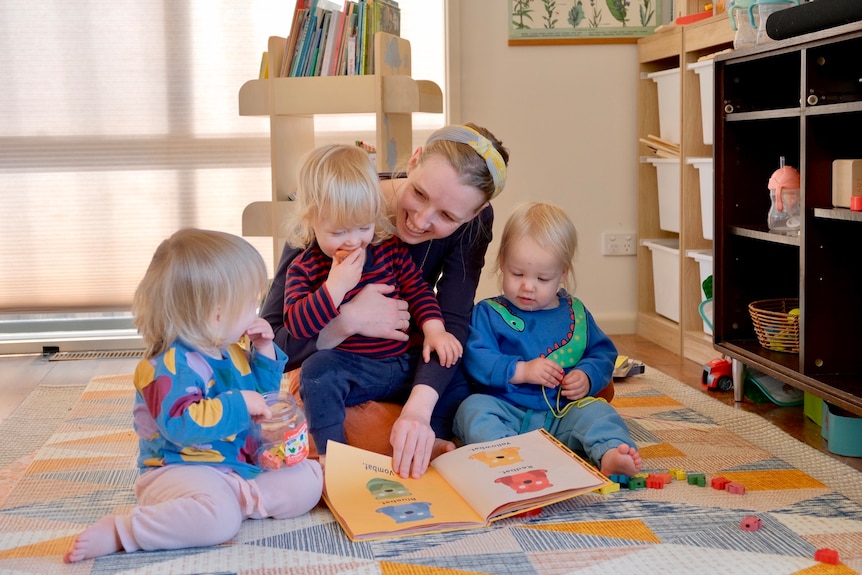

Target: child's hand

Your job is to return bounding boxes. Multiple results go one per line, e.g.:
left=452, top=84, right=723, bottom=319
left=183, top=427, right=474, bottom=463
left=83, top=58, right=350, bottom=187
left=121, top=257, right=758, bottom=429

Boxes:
left=240, top=390, right=272, bottom=423
left=245, top=317, right=276, bottom=359
left=512, top=358, right=564, bottom=388
left=560, top=369, right=590, bottom=400
left=326, top=248, right=365, bottom=307
left=421, top=320, right=463, bottom=367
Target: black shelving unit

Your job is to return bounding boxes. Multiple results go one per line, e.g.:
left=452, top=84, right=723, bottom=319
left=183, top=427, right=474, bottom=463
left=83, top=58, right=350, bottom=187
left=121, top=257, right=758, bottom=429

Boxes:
left=714, top=22, right=862, bottom=416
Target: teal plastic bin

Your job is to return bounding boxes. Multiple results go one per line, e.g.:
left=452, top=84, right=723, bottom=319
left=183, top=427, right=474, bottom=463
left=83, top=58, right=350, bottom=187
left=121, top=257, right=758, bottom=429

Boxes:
left=821, top=401, right=862, bottom=457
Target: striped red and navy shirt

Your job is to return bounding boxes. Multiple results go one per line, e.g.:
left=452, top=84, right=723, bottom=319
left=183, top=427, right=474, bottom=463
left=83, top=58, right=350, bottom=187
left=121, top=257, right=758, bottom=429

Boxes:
left=284, top=236, right=444, bottom=358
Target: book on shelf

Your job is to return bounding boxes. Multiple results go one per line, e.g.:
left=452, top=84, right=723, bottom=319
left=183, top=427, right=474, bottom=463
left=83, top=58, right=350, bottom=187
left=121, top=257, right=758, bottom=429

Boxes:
left=303, top=23, right=324, bottom=76
left=259, top=51, right=269, bottom=79
left=335, top=2, right=356, bottom=76
left=291, top=6, right=319, bottom=76
left=366, top=0, right=399, bottom=73
left=346, top=34, right=357, bottom=76
left=322, top=428, right=611, bottom=542
left=282, top=2, right=310, bottom=77
left=375, top=0, right=400, bottom=36
left=277, top=0, right=400, bottom=78
left=319, top=2, right=344, bottom=76
left=287, top=7, right=312, bottom=76
left=353, top=0, right=366, bottom=75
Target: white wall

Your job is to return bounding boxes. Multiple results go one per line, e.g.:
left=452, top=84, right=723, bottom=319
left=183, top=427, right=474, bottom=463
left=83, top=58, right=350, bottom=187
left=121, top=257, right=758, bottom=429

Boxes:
left=450, top=0, right=640, bottom=334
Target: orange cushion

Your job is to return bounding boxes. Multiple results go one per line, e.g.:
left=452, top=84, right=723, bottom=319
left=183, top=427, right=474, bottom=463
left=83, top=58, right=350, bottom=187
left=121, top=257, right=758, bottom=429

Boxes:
left=286, top=369, right=614, bottom=459
left=286, top=369, right=401, bottom=458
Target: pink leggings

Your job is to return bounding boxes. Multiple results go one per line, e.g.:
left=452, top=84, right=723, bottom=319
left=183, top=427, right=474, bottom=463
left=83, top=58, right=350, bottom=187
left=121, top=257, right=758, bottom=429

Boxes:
left=114, top=460, right=323, bottom=552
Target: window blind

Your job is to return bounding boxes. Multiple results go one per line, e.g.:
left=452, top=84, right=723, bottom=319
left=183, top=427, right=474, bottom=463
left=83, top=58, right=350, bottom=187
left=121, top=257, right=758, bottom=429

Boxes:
left=0, top=0, right=444, bottom=314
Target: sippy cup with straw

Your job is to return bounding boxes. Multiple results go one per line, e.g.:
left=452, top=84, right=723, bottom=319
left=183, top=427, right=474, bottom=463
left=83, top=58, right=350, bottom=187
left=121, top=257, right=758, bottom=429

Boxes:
left=767, top=156, right=801, bottom=236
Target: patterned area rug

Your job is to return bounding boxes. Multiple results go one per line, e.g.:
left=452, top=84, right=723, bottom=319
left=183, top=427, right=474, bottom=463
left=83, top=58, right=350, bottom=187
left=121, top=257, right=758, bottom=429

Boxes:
left=1, top=370, right=861, bottom=574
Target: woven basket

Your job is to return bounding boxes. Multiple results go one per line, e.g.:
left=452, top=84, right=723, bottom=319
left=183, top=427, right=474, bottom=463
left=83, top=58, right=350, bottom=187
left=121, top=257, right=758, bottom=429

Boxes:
left=748, top=298, right=800, bottom=353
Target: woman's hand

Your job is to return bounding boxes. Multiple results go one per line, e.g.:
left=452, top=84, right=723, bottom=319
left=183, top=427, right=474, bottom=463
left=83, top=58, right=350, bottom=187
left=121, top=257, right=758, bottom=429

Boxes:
left=336, top=284, right=411, bottom=341
left=390, top=385, right=438, bottom=479
left=244, top=317, right=276, bottom=359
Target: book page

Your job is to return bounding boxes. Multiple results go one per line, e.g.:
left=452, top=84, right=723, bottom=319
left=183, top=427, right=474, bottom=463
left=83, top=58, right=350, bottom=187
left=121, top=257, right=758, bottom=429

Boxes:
left=431, top=429, right=610, bottom=521
left=323, top=440, right=486, bottom=541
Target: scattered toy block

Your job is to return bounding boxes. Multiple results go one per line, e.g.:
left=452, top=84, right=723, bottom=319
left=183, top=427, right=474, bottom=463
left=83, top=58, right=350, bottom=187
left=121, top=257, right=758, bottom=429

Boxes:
left=514, top=507, right=543, bottom=519
left=597, top=482, right=620, bottom=495
left=609, top=474, right=629, bottom=486
left=628, top=476, right=646, bottom=490
left=669, top=468, right=687, bottom=481
left=259, top=449, right=283, bottom=470
left=646, top=476, right=665, bottom=489
left=687, top=473, right=706, bottom=487
left=814, top=548, right=840, bottom=565
left=740, top=516, right=762, bottom=531
left=725, top=481, right=746, bottom=495
left=633, top=472, right=649, bottom=479
left=711, top=476, right=731, bottom=490
left=654, top=472, right=671, bottom=484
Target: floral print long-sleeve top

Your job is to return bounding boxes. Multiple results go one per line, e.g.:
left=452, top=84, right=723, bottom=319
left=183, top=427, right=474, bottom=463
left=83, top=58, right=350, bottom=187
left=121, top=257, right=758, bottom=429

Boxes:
left=132, top=339, right=287, bottom=479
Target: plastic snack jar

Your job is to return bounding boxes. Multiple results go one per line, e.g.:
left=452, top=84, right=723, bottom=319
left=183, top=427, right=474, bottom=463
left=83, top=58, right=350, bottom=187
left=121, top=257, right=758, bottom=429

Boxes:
left=254, top=391, right=309, bottom=469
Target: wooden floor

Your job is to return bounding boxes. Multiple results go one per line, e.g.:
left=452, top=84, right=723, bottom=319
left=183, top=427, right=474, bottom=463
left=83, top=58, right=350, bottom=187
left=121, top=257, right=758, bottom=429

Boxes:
left=1, top=334, right=859, bottom=472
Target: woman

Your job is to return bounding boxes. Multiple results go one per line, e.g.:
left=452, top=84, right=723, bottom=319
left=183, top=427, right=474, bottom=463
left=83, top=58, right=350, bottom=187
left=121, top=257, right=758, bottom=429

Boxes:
left=260, top=123, right=509, bottom=479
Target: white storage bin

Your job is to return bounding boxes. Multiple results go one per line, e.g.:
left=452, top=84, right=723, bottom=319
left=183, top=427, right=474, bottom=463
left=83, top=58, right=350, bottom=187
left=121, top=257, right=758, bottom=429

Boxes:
left=686, top=249, right=713, bottom=335
left=643, top=157, right=680, bottom=233
left=686, top=157, right=713, bottom=240
left=687, top=59, right=714, bottom=145
left=646, top=67, right=681, bottom=145
left=641, top=238, right=680, bottom=323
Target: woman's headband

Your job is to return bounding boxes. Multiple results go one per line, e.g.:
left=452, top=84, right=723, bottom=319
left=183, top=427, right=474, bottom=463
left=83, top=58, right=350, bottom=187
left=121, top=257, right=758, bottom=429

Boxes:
left=426, top=125, right=507, bottom=198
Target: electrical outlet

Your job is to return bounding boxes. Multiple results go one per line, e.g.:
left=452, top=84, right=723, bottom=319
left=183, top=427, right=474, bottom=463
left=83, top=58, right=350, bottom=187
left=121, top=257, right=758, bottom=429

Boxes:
left=602, top=232, right=637, bottom=256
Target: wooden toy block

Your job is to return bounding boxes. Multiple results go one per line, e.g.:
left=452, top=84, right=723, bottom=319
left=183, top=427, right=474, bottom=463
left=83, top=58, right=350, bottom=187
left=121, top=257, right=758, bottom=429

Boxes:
left=628, top=476, right=646, bottom=490
left=711, top=476, right=731, bottom=490
left=814, top=548, right=840, bottom=565
left=669, top=468, right=687, bottom=480
left=609, top=474, right=629, bottom=486
left=646, top=476, right=665, bottom=489
left=597, top=482, right=621, bottom=495
left=740, top=516, right=762, bottom=531
left=687, top=473, right=706, bottom=486
left=513, top=507, right=543, bottom=519
left=725, top=481, right=745, bottom=495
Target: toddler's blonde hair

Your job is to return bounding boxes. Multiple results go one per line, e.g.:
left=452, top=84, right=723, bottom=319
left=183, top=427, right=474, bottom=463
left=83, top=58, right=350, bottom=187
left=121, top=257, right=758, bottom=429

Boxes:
left=283, top=144, right=394, bottom=248
left=132, top=228, right=269, bottom=358
left=496, top=202, right=577, bottom=293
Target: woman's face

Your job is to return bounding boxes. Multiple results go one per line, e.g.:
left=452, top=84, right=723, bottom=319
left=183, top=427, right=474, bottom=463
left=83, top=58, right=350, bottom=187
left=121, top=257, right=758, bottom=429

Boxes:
left=393, top=152, right=486, bottom=244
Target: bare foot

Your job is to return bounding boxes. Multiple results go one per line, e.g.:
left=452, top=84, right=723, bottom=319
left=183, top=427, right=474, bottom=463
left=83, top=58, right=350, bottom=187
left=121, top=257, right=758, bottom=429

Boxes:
left=430, top=438, right=455, bottom=461
left=63, top=516, right=122, bottom=563
left=600, top=444, right=643, bottom=477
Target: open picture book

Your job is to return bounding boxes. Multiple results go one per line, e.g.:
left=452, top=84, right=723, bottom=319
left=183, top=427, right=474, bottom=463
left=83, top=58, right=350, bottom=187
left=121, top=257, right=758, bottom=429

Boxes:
left=322, top=428, right=612, bottom=541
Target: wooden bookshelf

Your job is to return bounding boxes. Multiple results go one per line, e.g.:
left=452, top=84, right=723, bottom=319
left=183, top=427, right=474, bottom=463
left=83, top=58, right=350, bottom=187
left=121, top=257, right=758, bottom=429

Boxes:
left=238, top=33, right=442, bottom=266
